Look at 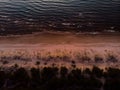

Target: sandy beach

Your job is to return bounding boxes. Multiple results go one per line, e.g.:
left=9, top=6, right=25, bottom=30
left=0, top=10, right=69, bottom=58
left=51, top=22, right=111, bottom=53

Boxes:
left=0, top=32, right=120, bottom=68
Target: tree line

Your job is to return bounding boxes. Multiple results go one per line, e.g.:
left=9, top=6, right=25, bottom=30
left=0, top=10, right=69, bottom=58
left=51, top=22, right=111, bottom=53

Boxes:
left=0, top=65, right=120, bottom=90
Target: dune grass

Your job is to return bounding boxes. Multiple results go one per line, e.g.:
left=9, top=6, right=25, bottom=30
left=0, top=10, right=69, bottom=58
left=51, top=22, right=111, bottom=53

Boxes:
left=0, top=48, right=119, bottom=68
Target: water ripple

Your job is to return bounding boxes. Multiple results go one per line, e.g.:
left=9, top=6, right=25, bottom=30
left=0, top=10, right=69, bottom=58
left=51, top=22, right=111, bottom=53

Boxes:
left=0, top=0, right=120, bottom=35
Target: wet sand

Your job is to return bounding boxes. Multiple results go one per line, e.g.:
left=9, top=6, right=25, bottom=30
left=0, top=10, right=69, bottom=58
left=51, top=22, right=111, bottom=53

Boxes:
left=0, top=32, right=120, bottom=44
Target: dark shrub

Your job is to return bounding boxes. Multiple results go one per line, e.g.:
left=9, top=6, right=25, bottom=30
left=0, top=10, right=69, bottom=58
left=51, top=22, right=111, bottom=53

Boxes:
left=106, top=55, right=118, bottom=63
left=81, top=55, right=91, bottom=63
left=41, top=67, right=58, bottom=82
left=12, top=67, right=30, bottom=87
left=92, top=66, right=103, bottom=78
left=60, top=67, right=68, bottom=78
left=104, top=78, right=120, bottom=90
left=30, top=68, right=41, bottom=87
left=105, top=67, right=120, bottom=78
left=94, top=56, right=103, bottom=63
left=0, top=71, right=6, bottom=88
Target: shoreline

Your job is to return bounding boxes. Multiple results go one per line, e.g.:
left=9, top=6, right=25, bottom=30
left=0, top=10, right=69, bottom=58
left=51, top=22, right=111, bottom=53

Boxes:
left=0, top=32, right=120, bottom=44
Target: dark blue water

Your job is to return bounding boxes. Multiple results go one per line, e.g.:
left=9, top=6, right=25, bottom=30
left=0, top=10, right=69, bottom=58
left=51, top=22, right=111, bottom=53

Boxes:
left=0, top=0, right=120, bottom=35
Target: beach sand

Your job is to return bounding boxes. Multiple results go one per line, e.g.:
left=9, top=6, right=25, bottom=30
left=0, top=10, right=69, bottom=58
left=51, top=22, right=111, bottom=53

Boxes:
left=0, top=32, right=120, bottom=69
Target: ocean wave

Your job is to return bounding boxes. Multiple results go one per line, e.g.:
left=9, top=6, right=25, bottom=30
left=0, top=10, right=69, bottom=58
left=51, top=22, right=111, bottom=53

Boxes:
left=0, top=0, right=120, bottom=35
